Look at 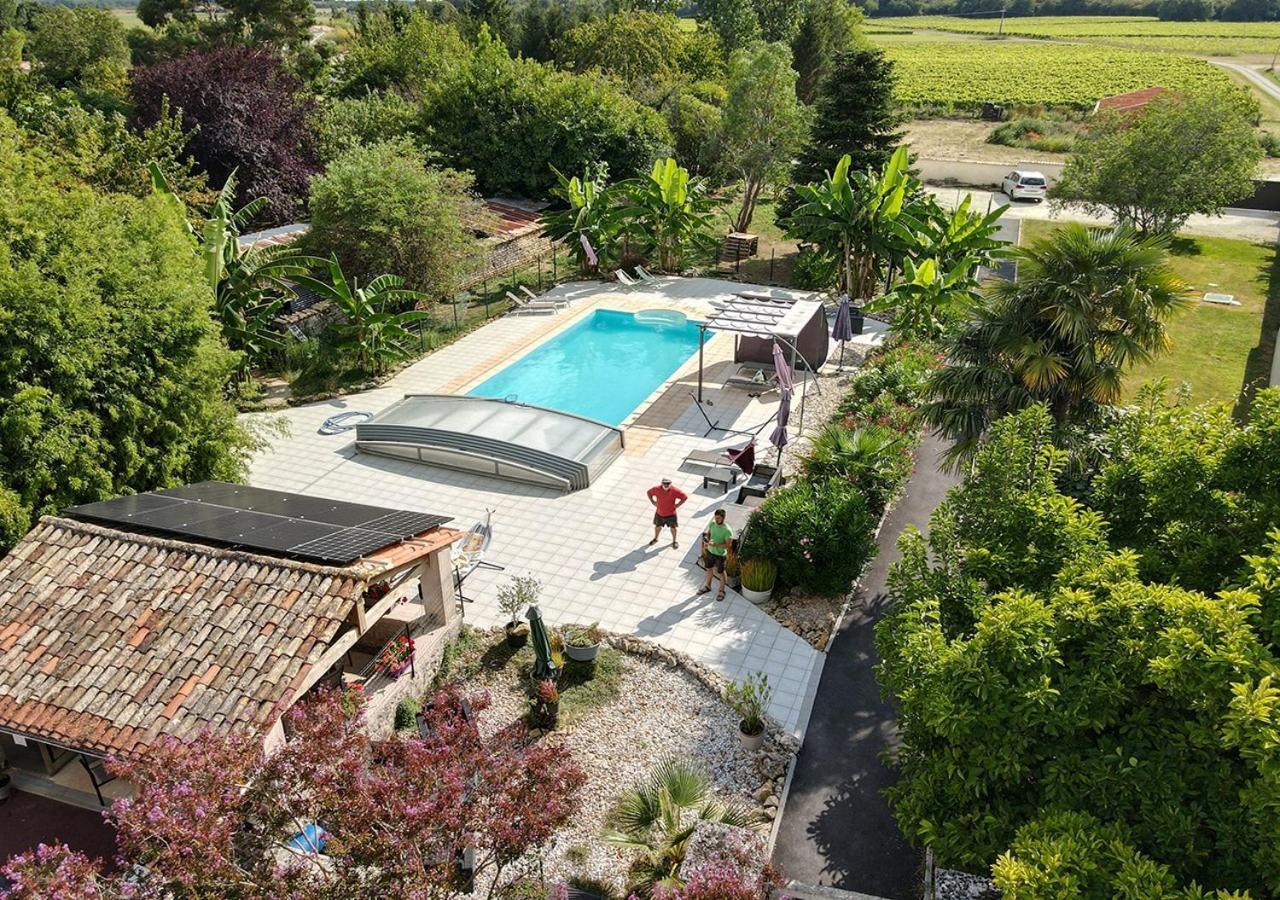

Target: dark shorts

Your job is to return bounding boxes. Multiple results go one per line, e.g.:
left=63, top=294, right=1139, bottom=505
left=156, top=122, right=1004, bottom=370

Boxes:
left=703, top=550, right=727, bottom=572
left=654, top=513, right=678, bottom=527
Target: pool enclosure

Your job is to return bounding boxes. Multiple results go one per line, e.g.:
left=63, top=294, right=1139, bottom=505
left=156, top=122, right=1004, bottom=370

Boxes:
left=355, top=394, right=625, bottom=492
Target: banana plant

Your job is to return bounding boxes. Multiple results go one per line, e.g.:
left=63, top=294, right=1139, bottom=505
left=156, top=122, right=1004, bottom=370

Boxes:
left=539, top=164, right=618, bottom=276
left=785, top=146, right=930, bottom=300
left=616, top=158, right=724, bottom=274
left=867, top=254, right=984, bottom=341
left=149, top=162, right=321, bottom=365
left=290, top=256, right=432, bottom=376
left=918, top=192, right=1011, bottom=275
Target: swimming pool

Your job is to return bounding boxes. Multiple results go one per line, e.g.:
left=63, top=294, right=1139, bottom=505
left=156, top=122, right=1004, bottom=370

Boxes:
left=468, top=309, right=705, bottom=426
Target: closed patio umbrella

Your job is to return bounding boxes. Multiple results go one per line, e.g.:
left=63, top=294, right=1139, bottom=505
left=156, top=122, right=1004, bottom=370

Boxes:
left=527, top=605, right=557, bottom=681
left=771, top=340, right=794, bottom=392
left=832, top=294, right=854, bottom=371
left=769, top=389, right=791, bottom=453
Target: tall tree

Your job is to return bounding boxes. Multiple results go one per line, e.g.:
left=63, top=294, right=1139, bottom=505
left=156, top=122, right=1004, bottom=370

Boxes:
left=554, top=10, right=690, bottom=86
left=1052, top=90, right=1263, bottom=235
left=791, top=0, right=863, bottom=104
left=221, top=0, right=316, bottom=47
left=0, top=115, right=249, bottom=555
left=25, top=5, right=131, bottom=105
left=131, top=46, right=319, bottom=225
left=720, top=41, right=808, bottom=233
left=923, top=225, right=1192, bottom=464
left=699, top=0, right=761, bottom=52
left=753, top=0, right=804, bottom=42
left=785, top=46, right=902, bottom=215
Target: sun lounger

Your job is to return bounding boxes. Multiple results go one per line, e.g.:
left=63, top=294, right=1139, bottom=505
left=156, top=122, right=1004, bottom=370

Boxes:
left=507, top=291, right=560, bottom=314
left=615, top=270, right=641, bottom=287
left=683, top=447, right=735, bottom=470
left=723, top=364, right=778, bottom=393
left=635, top=265, right=660, bottom=282
left=519, top=285, right=570, bottom=307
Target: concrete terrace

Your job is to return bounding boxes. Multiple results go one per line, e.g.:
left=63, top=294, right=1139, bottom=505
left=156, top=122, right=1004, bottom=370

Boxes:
left=247, top=277, right=877, bottom=734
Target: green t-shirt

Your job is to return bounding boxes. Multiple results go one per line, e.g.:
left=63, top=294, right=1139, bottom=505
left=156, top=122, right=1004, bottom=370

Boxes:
left=706, top=521, right=733, bottom=557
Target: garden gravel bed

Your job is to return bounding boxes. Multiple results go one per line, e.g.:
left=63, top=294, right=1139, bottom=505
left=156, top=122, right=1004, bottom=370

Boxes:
left=442, top=629, right=793, bottom=893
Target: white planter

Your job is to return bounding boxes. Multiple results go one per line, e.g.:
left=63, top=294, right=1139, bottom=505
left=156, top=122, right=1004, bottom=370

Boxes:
left=564, top=642, right=600, bottom=662
left=738, top=726, right=765, bottom=751
left=741, top=584, right=773, bottom=605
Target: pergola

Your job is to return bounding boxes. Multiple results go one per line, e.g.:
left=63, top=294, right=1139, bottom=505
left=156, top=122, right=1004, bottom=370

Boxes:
left=695, top=294, right=829, bottom=440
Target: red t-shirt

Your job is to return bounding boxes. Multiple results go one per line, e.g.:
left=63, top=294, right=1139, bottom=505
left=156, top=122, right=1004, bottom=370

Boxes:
left=647, top=485, right=687, bottom=517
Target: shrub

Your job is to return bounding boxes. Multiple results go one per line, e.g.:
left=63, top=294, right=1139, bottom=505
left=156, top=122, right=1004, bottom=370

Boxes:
left=724, top=672, right=771, bottom=735
left=791, top=245, right=840, bottom=291
left=739, top=559, right=776, bottom=593
left=804, top=422, right=913, bottom=515
left=841, top=342, right=942, bottom=412
left=740, top=479, right=877, bottom=596
left=988, top=116, right=1077, bottom=153
left=393, top=696, right=420, bottom=732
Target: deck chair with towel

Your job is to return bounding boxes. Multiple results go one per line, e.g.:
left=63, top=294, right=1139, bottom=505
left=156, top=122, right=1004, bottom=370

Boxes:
left=723, top=363, right=779, bottom=395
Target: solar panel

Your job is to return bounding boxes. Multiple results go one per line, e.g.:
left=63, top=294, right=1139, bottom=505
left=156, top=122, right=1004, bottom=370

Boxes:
left=65, top=482, right=451, bottom=565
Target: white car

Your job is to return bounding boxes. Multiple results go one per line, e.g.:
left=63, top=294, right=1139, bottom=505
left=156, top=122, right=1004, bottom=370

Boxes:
left=1001, top=170, right=1048, bottom=202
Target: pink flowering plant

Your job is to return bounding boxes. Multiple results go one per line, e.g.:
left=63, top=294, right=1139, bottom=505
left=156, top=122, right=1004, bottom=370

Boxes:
left=1, top=686, right=585, bottom=898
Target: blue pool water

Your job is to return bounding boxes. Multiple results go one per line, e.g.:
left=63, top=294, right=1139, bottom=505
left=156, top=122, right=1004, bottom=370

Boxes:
left=468, top=309, right=705, bottom=425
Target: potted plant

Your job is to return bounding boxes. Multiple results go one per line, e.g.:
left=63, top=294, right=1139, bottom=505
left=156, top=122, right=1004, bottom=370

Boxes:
left=561, top=622, right=604, bottom=662
left=739, top=559, right=777, bottom=605
left=531, top=678, right=560, bottom=729
left=375, top=633, right=415, bottom=678
left=497, top=575, right=541, bottom=649
left=725, top=672, right=771, bottom=751
left=725, top=554, right=741, bottom=591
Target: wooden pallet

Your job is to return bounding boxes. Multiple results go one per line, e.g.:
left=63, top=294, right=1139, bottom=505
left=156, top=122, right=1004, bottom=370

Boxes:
left=720, top=231, right=759, bottom=263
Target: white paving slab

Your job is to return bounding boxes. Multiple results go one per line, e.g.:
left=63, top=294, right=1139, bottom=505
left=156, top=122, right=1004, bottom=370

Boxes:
left=246, top=278, right=837, bottom=735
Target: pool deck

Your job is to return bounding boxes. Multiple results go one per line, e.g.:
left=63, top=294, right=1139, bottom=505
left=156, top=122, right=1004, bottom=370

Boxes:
left=247, top=276, right=883, bottom=735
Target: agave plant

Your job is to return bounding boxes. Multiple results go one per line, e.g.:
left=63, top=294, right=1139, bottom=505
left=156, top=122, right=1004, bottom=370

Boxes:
left=605, top=756, right=758, bottom=896
left=616, top=158, right=724, bottom=274
left=150, top=163, right=320, bottom=365
left=785, top=146, right=929, bottom=300
left=539, top=163, right=617, bottom=276
left=290, top=256, right=432, bottom=376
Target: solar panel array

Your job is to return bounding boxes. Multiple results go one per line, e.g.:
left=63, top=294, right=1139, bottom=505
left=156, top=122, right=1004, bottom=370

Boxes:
left=64, top=482, right=451, bottom=566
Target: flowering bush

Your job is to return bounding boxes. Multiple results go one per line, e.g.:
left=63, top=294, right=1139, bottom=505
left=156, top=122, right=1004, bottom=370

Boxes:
left=0, top=843, right=107, bottom=899
left=651, top=860, right=781, bottom=899
left=375, top=633, right=414, bottom=674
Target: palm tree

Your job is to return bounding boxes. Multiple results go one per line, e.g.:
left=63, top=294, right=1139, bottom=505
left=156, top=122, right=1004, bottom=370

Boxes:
left=805, top=423, right=907, bottom=513
left=604, top=756, right=758, bottom=896
left=785, top=146, right=929, bottom=300
left=291, top=256, right=432, bottom=376
left=616, top=158, right=723, bottom=273
left=150, top=164, right=319, bottom=365
left=539, top=164, right=617, bottom=276
left=924, top=224, right=1192, bottom=465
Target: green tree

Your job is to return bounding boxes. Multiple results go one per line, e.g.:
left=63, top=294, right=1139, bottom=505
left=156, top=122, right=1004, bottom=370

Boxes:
left=221, top=0, right=315, bottom=47
left=539, top=164, right=618, bottom=276
left=661, top=87, right=724, bottom=178
left=0, top=115, right=250, bottom=554
left=1053, top=91, right=1263, bottom=235
left=753, top=0, right=804, bottom=42
left=313, top=90, right=419, bottom=164
left=304, top=140, right=480, bottom=296
left=720, top=41, right=808, bottom=233
left=923, top=225, right=1192, bottom=464
left=786, top=46, right=902, bottom=212
left=26, top=6, right=130, bottom=105
left=332, top=11, right=471, bottom=97
left=1089, top=386, right=1280, bottom=595
left=291, top=257, right=433, bottom=376
left=876, top=406, right=1280, bottom=894
left=786, top=147, right=929, bottom=299
left=699, top=0, right=761, bottom=52
left=553, top=11, right=690, bottom=86
left=791, top=0, right=863, bottom=104
left=617, top=157, right=723, bottom=272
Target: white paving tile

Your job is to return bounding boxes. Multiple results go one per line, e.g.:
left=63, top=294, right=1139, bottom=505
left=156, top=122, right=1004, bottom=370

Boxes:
left=245, top=278, right=829, bottom=735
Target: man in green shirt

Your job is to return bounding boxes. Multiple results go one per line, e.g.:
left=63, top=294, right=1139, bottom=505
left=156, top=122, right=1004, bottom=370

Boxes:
left=698, top=508, right=734, bottom=601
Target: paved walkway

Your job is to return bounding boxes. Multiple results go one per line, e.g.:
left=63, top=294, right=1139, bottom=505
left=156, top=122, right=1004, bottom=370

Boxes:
left=772, top=434, right=962, bottom=898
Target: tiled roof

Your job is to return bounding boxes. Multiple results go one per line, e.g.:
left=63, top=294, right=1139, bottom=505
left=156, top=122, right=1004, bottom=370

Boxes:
left=0, top=517, right=369, bottom=757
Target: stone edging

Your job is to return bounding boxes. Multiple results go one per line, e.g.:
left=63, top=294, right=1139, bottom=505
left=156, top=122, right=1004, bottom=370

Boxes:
left=603, top=632, right=798, bottom=824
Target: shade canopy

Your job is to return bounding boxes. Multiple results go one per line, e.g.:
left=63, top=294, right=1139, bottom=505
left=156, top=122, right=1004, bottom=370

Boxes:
left=703, top=296, right=830, bottom=372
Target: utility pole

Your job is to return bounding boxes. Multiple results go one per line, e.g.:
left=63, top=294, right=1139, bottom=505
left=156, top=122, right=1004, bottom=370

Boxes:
left=998, top=7, right=1006, bottom=35
left=1271, top=41, right=1279, bottom=72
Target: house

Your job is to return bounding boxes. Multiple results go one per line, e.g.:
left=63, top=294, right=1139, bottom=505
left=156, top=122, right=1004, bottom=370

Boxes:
left=0, top=482, right=461, bottom=807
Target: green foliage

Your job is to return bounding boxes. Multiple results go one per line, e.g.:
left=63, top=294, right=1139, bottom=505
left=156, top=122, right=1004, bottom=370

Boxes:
left=791, top=0, right=864, bottom=105
left=616, top=158, right=724, bottom=273
left=0, top=116, right=250, bottom=554
left=393, top=696, right=420, bottom=732
left=554, top=11, right=695, bottom=87
left=840, top=341, right=942, bottom=412
left=661, top=88, right=724, bottom=178
left=423, top=31, right=670, bottom=197
left=221, top=0, right=315, bottom=48
left=989, top=117, right=1078, bottom=154
left=699, top=0, right=761, bottom=52
left=496, top=574, right=542, bottom=624
left=1053, top=90, right=1264, bottom=235
left=539, top=164, right=617, bottom=275
left=1089, top=387, right=1280, bottom=594
left=304, top=140, right=479, bottom=296
left=719, top=41, right=808, bottom=233
left=740, top=478, right=877, bottom=596
left=313, top=91, right=418, bottom=164
left=605, top=756, right=758, bottom=897
left=804, top=423, right=911, bottom=515
left=332, top=12, right=471, bottom=97
left=739, top=558, right=776, bottom=592
left=724, top=672, right=771, bottom=734
left=876, top=403, right=1280, bottom=894
left=790, top=245, right=840, bottom=291
left=26, top=5, right=130, bottom=106
left=0, top=484, right=29, bottom=551
left=290, top=257, right=433, bottom=376
left=924, top=225, right=1192, bottom=465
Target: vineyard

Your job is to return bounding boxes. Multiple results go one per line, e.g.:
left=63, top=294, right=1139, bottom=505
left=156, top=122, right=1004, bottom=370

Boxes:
left=882, top=41, right=1236, bottom=110
left=873, top=16, right=1280, bottom=56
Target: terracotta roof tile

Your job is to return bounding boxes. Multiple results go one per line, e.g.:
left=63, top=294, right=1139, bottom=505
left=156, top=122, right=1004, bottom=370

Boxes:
left=0, top=517, right=369, bottom=757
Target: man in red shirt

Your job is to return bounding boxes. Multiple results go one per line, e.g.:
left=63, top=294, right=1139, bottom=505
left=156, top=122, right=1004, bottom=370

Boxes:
left=647, top=477, right=688, bottom=549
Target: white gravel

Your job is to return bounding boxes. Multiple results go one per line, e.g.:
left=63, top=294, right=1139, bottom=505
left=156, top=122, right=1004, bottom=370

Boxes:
left=463, top=650, right=763, bottom=893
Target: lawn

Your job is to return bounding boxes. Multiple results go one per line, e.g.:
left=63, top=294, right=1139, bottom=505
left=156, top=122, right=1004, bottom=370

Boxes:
left=110, top=7, right=145, bottom=29
left=1021, top=219, right=1280, bottom=410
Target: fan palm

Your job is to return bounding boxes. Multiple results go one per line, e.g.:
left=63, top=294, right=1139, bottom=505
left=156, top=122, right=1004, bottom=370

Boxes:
left=785, top=146, right=930, bottom=300
left=924, top=224, right=1192, bottom=466
left=604, top=756, right=758, bottom=896
left=290, top=256, right=432, bottom=376
left=805, top=423, right=908, bottom=512
left=616, top=158, right=724, bottom=273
